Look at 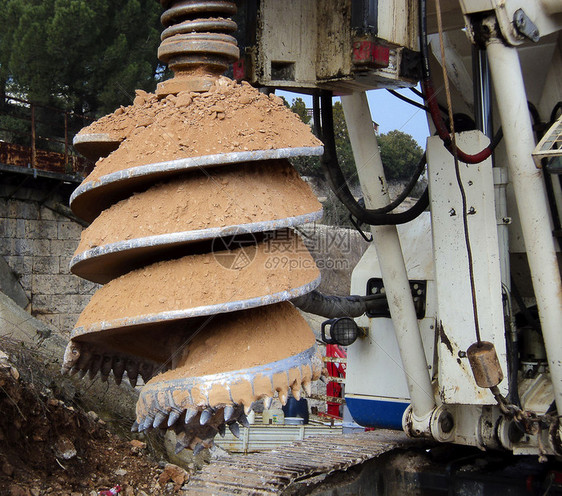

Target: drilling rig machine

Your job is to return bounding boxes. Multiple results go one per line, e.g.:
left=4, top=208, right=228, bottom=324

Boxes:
left=63, top=0, right=562, bottom=474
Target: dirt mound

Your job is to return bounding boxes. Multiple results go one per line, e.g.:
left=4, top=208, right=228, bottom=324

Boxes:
left=0, top=348, right=177, bottom=495
left=79, top=77, right=322, bottom=183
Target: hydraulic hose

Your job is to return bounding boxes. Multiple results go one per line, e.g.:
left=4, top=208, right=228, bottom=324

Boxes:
left=375, top=152, right=427, bottom=214
left=418, top=0, right=494, bottom=164
left=319, top=92, right=429, bottom=226
left=292, top=290, right=387, bottom=318
left=387, top=89, right=429, bottom=112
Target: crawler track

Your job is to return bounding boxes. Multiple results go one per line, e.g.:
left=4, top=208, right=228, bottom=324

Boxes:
left=185, top=430, right=413, bottom=495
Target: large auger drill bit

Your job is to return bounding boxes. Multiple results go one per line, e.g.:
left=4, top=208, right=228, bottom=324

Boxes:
left=63, top=1, right=326, bottom=451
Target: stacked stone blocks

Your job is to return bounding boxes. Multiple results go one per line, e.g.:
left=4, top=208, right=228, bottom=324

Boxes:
left=0, top=183, right=98, bottom=337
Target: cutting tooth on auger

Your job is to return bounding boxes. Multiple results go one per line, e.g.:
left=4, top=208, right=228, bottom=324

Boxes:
left=63, top=0, right=325, bottom=451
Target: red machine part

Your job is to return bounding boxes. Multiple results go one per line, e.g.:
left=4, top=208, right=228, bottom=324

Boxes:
left=326, top=344, right=346, bottom=418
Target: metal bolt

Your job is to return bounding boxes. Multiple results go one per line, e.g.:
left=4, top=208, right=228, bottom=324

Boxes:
left=439, top=411, right=454, bottom=433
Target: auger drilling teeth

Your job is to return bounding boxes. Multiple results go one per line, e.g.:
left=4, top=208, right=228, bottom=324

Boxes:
left=175, top=431, right=190, bottom=454
left=139, top=362, right=154, bottom=383
left=168, top=409, right=182, bottom=427
left=132, top=303, right=323, bottom=448
left=200, top=408, right=213, bottom=425
left=238, top=414, right=250, bottom=429
left=278, top=389, right=289, bottom=406
left=141, top=414, right=154, bottom=432
left=126, top=360, right=139, bottom=388
left=88, top=354, right=102, bottom=380
left=153, top=411, right=168, bottom=429
left=112, top=356, right=126, bottom=385
left=128, top=374, right=138, bottom=388
left=184, top=409, right=198, bottom=424
left=100, top=355, right=113, bottom=381
left=223, top=405, right=235, bottom=422
left=193, top=443, right=205, bottom=456
left=228, top=422, right=241, bottom=439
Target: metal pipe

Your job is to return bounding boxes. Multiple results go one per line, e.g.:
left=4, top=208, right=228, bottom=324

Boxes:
left=341, top=92, right=435, bottom=427
left=487, top=38, right=562, bottom=416
left=472, top=46, right=493, bottom=140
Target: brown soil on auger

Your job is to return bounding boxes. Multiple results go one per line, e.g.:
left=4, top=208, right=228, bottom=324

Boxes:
left=75, top=159, right=321, bottom=256
left=74, top=230, right=319, bottom=330
left=155, top=301, right=319, bottom=410
left=164, top=302, right=315, bottom=379
left=79, top=76, right=322, bottom=183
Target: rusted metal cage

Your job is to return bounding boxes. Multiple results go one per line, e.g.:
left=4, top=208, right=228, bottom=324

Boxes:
left=0, top=96, right=93, bottom=176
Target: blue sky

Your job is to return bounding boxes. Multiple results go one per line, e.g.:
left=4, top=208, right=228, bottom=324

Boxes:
left=277, top=87, right=430, bottom=148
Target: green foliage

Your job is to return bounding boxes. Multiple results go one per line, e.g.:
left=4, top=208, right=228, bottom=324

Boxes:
left=321, top=190, right=354, bottom=228
left=378, top=129, right=424, bottom=181
left=0, top=0, right=163, bottom=115
left=332, top=101, right=357, bottom=186
left=290, top=97, right=310, bottom=124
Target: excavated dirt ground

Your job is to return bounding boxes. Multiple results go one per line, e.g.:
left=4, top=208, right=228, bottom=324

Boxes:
left=75, top=159, right=321, bottom=256
left=0, top=347, right=195, bottom=496
left=79, top=77, right=322, bottom=183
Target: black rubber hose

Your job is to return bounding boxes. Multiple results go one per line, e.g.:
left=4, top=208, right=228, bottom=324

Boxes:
left=410, top=86, right=449, bottom=115
left=549, top=101, right=562, bottom=125
left=378, top=153, right=427, bottom=214
left=505, top=329, right=521, bottom=407
left=387, top=89, right=429, bottom=112
left=319, top=92, right=429, bottom=226
left=292, top=290, right=387, bottom=318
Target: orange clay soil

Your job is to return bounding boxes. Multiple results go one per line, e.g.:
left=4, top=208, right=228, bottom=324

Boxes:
left=137, top=302, right=321, bottom=411
left=79, top=77, right=323, bottom=183
left=75, top=159, right=321, bottom=256
left=162, top=302, right=314, bottom=378
left=75, top=231, right=319, bottom=329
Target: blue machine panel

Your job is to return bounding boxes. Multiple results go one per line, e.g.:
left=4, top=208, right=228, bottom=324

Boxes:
left=346, top=396, right=408, bottom=430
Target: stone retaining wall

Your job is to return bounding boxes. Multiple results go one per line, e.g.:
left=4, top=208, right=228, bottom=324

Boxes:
left=0, top=181, right=97, bottom=337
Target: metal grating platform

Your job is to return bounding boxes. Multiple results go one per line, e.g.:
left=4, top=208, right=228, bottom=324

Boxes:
left=185, top=430, right=413, bottom=495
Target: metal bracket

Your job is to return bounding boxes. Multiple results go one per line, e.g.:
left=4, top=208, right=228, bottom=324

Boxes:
left=513, top=9, right=540, bottom=42
left=366, top=278, right=427, bottom=319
